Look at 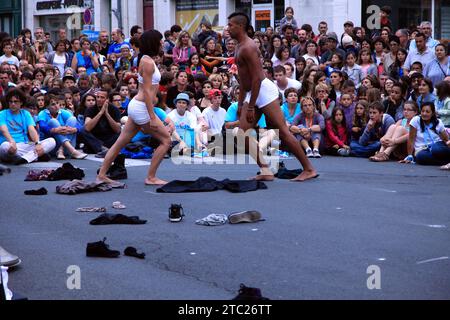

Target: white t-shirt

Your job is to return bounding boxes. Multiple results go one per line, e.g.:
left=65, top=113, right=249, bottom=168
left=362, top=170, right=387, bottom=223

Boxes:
left=168, top=109, right=197, bottom=129
left=409, top=115, right=445, bottom=150
left=202, top=106, right=227, bottom=135
left=53, top=53, right=67, bottom=76
left=0, top=55, right=19, bottom=67
left=276, top=78, right=302, bottom=101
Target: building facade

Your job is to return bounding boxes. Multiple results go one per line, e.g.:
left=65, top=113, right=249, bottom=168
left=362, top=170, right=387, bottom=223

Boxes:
left=0, top=0, right=22, bottom=37
left=20, top=0, right=448, bottom=42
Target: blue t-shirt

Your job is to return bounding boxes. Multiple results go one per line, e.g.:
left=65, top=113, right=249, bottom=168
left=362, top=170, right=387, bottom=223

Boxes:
left=224, top=102, right=267, bottom=128
left=0, top=109, right=35, bottom=144
left=37, top=109, right=76, bottom=135
left=108, top=42, right=131, bottom=56
left=281, top=102, right=302, bottom=125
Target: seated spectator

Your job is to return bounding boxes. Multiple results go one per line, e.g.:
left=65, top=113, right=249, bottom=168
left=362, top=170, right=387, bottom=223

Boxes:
left=325, top=107, right=350, bottom=156
left=281, top=88, right=302, bottom=125
left=201, top=89, right=227, bottom=151
left=0, top=42, right=19, bottom=67
left=274, top=65, right=301, bottom=101
left=436, top=81, right=450, bottom=128
left=37, top=96, right=87, bottom=160
left=79, top=89, right=121, bottom=156
left=373, top=100, right=419, bottom=162
left=290, top=96, right=325, bottom=158
left=71, top=39, right=100, bottom=76
left=401, top=102, right=450, bottom=166
left=350, top=101, right=395, bottom=157
left=168, top=93, right=198, bottom=155
left=417, top=78, right=437, bottom=110
left=342, top=52, right=363, bottom=87
left=383, top=82, right=406, bottom=121
left=315, top=83, right=335, bottom=120
left=0, top=89, right=56, bottom=164
left=338, top=93, right=356, bottom=135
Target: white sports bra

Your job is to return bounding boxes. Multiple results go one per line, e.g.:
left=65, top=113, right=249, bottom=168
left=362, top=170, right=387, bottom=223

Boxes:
left=138, top=55, right=161, bottom=85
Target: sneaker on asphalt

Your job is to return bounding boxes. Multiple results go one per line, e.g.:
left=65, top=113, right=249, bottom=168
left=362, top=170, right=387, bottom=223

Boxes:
left=169, top=204, right=185, bottom=222
left=306, top=148, right=314, bottom=158
left=71, top=150, right=88, bottom=160
left=86, top=238, right=120, bottom=258
left=228, top=210, right=262, bottom=224
left=232, top=283, right=270, bottom=300
left=0, top=246, right=21, bottom=267
left=313, top=149, right=322, bottom=158
left=337, top=148, right=350, bottom=157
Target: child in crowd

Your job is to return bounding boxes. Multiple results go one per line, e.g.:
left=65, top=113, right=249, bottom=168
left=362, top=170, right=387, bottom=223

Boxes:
left=351, top=100, right=369, bottom=142
left=339, top=93, right=356, bottom=135
left=325, top=107, right=350, bottom=156
left=342, top=52, right=362, bottom=86
left=186, top=53, right=207, bottom=76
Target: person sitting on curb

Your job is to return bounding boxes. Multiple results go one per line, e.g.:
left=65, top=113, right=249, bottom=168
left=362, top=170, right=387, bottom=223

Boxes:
left=0, top=89, right=55, bottom=164
left=400, top=102, right=450, bottom=165
left=37, top=95, right=87, bottom=160
left=79, top=89, right=121, bottom=157
left=290, top=96, right=325, bottom=158
left=350, top=101, right=395, bottom=158
left=370, top=100, right=418, bottom=162
left=167, top=93, right=199, bottom=156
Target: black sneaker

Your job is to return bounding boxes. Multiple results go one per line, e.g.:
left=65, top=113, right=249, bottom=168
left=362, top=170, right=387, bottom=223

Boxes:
left=86, top=238, right=120, bottom=258
left=169, top=204, right=185, bottom=222
left=233, top=283, right=270, bottom=300
left=228, top=211, right=262, bottom=224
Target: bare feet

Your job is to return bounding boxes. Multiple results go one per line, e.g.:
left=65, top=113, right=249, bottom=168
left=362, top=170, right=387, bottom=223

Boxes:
left=250, top=174, right=275, bottom=181
left=96, top=175, right=118, bottom=185
left=291, top=170, right=319, bottom=182
left=145, top=177, right=168, bottom=186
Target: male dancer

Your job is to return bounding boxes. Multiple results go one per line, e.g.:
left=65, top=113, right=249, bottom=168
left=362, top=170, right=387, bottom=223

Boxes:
left=228, top=12, right=318, bottom=181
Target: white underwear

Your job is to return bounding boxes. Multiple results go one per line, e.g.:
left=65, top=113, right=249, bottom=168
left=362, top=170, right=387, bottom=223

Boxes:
left=244, top=78, right=280, bottom=109
left=127, top=99, right=150, bottom=125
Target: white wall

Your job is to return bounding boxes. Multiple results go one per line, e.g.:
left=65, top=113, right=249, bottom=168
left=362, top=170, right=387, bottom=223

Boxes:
left=153, top=0, right=175, bottom=33
left=288, top=0, right=362, bottom=38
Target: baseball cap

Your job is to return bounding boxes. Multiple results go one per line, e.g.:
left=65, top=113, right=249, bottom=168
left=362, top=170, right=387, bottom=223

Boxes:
left=208, top=89, right=222, bottom=99
left=342, top=35, right=353, bottom=46
left=344, top=21, right=354, bottom=27
left=174, top=92, right=190, bottom=105
left=326, top=32, right=338, bottom=42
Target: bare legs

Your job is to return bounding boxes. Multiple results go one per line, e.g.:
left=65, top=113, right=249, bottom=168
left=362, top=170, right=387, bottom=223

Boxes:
left=140, top=116, right=171, bottom=185
left=238, top=102, right=318, bottom=182
left=97, top=118, right=139, bottom=184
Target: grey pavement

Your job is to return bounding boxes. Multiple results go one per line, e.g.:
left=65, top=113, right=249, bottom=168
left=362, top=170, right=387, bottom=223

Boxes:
left=0, top=155, right=449, bottom=300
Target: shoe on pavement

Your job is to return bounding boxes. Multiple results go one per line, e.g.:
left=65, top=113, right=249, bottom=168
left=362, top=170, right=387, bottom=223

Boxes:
left=233, top=283, right=270, bottom=300
left=337, top=148, right=350, bottom=157
left=0, top=246, right=21, bottom=267
left=228, top=210, right=262, bottom=224
left=169, top=204, right=185, bottom=222
left=313, top=149, right=322, bottom=158
left=86, top=238, right=120, bottom=258
left=306, top=148, right=314, bottom=158
left=56, top=148, right=66, bottom=160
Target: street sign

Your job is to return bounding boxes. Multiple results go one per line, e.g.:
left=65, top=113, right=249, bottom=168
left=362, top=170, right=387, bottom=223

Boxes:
left=81, top=30, right=99, bottom=42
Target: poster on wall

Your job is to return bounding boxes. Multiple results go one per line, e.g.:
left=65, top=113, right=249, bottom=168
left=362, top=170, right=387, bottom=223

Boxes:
left=175, top=0, right=219, bottom=36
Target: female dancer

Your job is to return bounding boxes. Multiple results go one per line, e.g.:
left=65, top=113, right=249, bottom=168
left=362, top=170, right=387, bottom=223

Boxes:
left=97, top=30, right=171, bottom=185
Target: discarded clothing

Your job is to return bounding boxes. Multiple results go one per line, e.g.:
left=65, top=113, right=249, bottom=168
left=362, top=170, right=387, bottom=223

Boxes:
left=275, top=161, right=303, bottom=179
left=90, top=213, right=147, bottom=225
left=48, top=163, right=85, bottom=181
left=25, top=169, right=55, bottom=181
left=195, top=214, right=228, bottom=226
left=77, top=207, right=107, bottom=213
left=233, top=283, right=270, bottom=300
left=228, top=211, right=264, bottom=224
left=124, top=247, right=145, bottom=259
left=24, top=187, right=48, bottom=196
left=156, top=177, right=268, bottom=193
left=56, top=180, right=125, bottom=195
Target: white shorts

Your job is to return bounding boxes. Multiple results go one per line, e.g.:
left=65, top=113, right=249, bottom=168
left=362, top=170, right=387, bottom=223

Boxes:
left=127, top=98, right=150, bottom=125
left=244, top=78, right=280, bottom=109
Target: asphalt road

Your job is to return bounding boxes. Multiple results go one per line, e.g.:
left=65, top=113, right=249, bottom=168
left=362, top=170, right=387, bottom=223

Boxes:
left=1, top=154, right=449, bottom=300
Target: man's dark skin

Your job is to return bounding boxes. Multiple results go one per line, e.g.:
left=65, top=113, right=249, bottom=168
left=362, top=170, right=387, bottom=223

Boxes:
left=228, top=13, right=318, bottom=182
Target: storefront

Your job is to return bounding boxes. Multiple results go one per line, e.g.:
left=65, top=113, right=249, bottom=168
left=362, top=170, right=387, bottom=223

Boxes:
left=0, top=0, right=22, bottom=37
